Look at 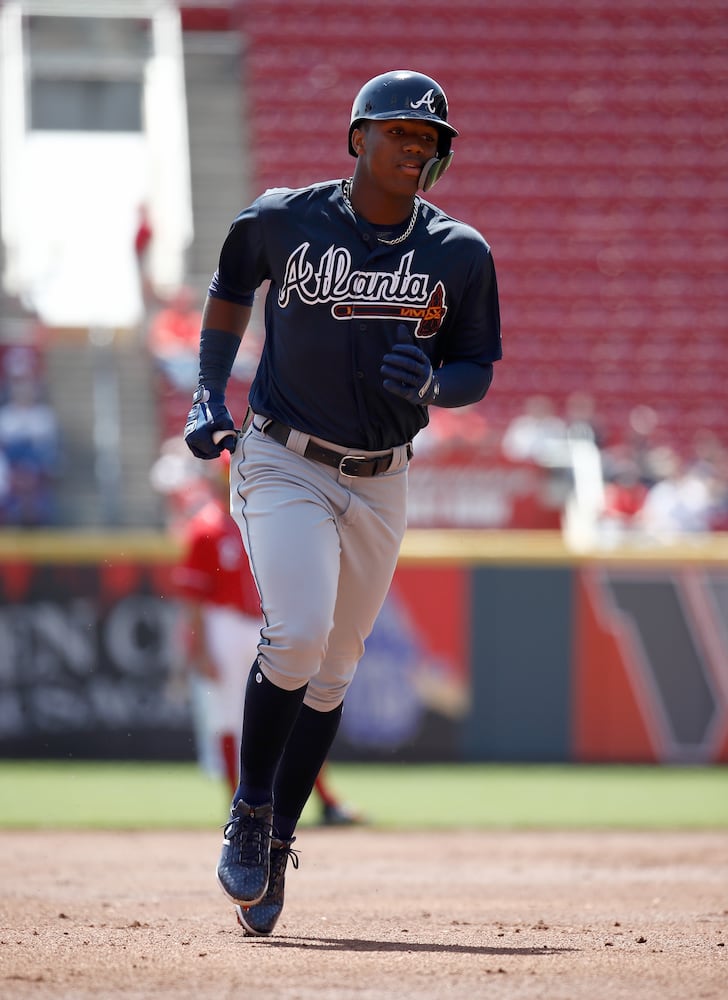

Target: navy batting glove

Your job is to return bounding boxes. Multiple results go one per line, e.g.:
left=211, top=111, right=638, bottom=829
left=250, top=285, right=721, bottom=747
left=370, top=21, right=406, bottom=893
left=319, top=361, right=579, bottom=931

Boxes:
left=381, top=342, right=440, bottom=405
left=184, top=386, right=237, bottom=459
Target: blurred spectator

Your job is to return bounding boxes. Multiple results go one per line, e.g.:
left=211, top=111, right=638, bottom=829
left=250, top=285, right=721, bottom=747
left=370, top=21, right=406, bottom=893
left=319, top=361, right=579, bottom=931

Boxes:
left=563, top=390, right=605, bottom=447
left=149, top=435, right=212, bottom=536
left=0, top=375, right=60, bottom=526
left=147, top=285, right=201, bottom=392
left=599, top=451, right=649, bottom=541
left=601, top=404, right=664, bottom=491
left=415, top=399, right=497, bottom=459
left=501, top=394, right=567, bottom=465
left=636, top=446, right=715, bottom=540
left=706, top=451, right=728, bottom=531
left=688, top=428, right=725, bottom=481
left=625, top=404, right=665, bottom=487
left=134, top=203, right=155, bottom=310
left=686, top=430, right=728, bottom=532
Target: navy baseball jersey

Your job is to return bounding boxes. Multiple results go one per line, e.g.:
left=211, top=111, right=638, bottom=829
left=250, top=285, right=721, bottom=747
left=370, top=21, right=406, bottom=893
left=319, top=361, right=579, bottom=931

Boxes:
left=209, top=180, right=501, bottom=451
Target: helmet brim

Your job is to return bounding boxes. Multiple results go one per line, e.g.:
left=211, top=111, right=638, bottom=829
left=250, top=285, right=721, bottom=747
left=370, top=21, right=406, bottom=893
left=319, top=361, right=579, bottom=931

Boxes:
left=348, top=114, right=458, bottom=157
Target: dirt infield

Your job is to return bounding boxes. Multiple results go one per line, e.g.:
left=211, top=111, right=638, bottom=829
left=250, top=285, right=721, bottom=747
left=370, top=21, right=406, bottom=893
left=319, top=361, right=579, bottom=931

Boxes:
left=1, top=829, right=726, bottom=999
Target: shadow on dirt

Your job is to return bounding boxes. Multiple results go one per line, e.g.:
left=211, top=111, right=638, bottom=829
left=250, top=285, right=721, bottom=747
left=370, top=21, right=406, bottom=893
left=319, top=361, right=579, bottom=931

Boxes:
left=256, top=936, right=578, bottom=956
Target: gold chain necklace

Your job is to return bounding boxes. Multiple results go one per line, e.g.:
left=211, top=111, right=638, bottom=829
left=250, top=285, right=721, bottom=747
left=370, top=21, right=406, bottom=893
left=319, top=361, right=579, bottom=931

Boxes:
left=342, top=179, right=420, bottom=246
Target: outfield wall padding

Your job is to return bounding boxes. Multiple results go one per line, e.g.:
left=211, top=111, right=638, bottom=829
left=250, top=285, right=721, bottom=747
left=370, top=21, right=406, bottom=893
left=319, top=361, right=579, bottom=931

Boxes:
left=0, top=531, right=726, bottom=763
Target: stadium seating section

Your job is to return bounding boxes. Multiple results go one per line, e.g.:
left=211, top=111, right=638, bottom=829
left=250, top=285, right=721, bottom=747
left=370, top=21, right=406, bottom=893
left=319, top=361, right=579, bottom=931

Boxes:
left=239, top=0, right=727, bottom=452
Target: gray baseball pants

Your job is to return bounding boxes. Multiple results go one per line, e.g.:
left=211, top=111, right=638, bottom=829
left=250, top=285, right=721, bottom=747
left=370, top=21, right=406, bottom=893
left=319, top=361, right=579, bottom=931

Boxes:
left=230, top=417, right=410, bottom=712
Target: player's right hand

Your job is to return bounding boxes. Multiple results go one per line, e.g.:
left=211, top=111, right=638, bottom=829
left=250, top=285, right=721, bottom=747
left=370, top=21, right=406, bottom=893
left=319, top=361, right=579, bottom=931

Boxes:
left=184, top=386, right=236, bottom=459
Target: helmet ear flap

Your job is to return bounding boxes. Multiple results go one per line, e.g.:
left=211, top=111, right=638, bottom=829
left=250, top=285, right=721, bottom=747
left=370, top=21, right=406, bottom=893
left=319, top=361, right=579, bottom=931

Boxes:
left=419, top=151, right=454, bottom=192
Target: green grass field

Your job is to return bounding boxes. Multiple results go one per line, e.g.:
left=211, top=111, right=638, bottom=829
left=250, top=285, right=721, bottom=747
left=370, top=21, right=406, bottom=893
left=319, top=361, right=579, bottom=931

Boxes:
left=0, top=761, right=726, bottom=830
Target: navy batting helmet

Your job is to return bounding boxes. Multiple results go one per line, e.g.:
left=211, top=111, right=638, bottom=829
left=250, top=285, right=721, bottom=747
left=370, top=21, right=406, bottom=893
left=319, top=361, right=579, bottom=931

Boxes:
left=348, top=70, right=458, bottom=191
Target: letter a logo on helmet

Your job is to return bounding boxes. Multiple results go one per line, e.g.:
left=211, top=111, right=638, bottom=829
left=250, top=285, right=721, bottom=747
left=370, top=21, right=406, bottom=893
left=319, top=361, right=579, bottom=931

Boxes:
left=348, top=70, right=458, bottom=191
left=410, top=90, right=438, bottom=114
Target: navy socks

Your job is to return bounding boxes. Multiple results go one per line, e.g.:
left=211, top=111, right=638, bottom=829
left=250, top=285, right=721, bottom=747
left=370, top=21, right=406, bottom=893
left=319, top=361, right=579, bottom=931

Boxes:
left=231, top=660, right=345, bottom=842
left=234, top=660, right=307, bottom=808
left=272, top=702, right=344, bottom=841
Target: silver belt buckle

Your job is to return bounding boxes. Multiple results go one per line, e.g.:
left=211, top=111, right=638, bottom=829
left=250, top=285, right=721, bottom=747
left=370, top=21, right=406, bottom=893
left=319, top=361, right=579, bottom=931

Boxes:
left=338, top=454, right=368, bottom=477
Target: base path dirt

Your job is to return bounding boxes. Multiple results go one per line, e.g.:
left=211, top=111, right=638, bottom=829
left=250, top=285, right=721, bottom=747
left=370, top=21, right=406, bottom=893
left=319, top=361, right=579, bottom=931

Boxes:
left=1, top=829, right=725, bottom=999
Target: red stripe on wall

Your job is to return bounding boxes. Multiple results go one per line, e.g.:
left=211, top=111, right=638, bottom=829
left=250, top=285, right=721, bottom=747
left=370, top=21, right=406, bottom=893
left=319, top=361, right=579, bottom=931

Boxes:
left=393, top=565, right=469, bottom=686
left=572, top=570, right=657, bottom=762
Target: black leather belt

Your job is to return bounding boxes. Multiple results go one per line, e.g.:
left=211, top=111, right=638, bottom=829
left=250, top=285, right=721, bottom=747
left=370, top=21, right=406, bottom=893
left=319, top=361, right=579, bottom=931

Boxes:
left=260, top=419, right=411, bottom=477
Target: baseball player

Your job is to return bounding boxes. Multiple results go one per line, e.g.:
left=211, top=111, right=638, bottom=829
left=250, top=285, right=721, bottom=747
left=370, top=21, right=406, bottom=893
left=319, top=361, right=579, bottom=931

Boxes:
left=183, top=69, right=502, bottom=936
left=173, top=453, right=365, bottom=823
left=173, top=453, right=262, bottom=793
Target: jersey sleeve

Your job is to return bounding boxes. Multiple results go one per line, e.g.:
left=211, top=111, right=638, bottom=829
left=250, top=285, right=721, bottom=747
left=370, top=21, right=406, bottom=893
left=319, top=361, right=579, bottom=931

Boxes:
left=439, top=237, right=502, bottom=369
left=208, top=197, right=273, bottom=304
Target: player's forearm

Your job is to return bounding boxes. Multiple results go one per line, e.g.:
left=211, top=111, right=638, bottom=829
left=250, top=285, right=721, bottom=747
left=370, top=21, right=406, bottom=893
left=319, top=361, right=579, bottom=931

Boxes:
left=201, top=295, right=252, bottom=337
left=196, top=298, right=251, bottom=394
left=185, top=297, right=250, bottom=458
left=431, top=360, right=494, bottom=408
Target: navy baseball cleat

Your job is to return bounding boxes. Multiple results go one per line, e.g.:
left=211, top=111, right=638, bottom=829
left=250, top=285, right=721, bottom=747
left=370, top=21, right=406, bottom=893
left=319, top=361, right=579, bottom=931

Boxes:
left=235, top=837, right=299, bottom=936
left=216, top=799, right=273, bottom=906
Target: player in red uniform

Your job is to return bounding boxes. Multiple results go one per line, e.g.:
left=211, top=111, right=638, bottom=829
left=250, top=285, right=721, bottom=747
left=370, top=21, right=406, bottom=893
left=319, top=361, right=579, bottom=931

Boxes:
left=173, top=455, right=360, bottom=821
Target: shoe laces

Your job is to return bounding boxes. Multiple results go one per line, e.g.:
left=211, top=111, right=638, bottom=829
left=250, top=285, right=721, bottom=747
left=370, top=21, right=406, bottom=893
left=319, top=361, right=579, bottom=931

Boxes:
left=224, top=807, right=272, bottom=867
left=268, top=838, right=299, bottom=891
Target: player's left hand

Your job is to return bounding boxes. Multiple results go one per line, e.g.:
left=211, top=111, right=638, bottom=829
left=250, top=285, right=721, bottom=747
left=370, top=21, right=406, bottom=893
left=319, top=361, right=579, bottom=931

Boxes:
left=381, top=342, right=440, bottom=405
